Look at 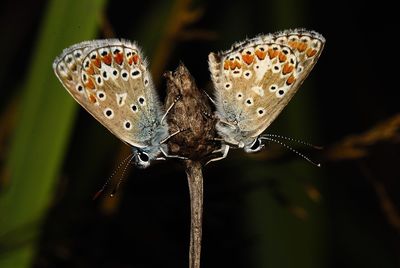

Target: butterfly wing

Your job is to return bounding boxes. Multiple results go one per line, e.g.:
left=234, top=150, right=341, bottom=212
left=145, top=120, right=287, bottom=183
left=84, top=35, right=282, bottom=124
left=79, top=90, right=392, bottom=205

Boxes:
left=209, top=29, right=325, bottom=142
left=53, top=39, right=167, bottom=148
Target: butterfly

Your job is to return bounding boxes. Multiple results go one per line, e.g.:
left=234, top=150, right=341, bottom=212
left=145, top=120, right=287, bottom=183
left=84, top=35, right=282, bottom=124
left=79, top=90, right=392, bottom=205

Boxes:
left=208, top=29, right=325, bottom=161
left=53, top=39, right=169, bottom=168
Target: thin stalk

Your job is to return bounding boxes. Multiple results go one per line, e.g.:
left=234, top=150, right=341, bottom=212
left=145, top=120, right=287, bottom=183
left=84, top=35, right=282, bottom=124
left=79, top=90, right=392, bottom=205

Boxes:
left=185, top=160, right=203, bottom=268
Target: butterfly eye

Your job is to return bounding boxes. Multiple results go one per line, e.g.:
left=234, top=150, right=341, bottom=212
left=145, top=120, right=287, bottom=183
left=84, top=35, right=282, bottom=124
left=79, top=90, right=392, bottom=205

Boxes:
left=139, top=153, right=149, bottom=162
left=250, top=139, right=261, bottom=150
left=244, top=138, right=264, bottom=153
left=135, top=152, right=150, bottom=169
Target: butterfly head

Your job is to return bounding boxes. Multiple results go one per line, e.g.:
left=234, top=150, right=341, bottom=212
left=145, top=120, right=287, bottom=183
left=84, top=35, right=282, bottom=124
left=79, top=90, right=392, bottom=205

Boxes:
left=216, top=119, right=262, bottom=152
left=243, top=137, right=264, bottom=153
left=132, top=144, right=166, bottom=169
left=133, top=151, right=151, bottom=168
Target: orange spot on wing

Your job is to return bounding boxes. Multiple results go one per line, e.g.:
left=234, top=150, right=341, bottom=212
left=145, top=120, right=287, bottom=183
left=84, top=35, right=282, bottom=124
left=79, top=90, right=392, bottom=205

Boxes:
left=297, top=42, right=308, bottom=52
left=242, top=54, right=254, bottom=65
left=85, top=78, right=95, bottom=89
left=286, top=74, right=296, bottom=85
left=114, top=53, right=124, bottom=65
left=268, top=48, right=279, bottom=59
left=234, top=61, right=241, bottom=69
left=255, top=49, right=267, bottom=60
left=229, top=60, right=241, bottom=70
left=223, top=60, right=230, bottom=70
left=306, top=48, right=318, bottom=57
left=288, top=41, right=298, bottom=49
left=89, top=94, right=97, bottom=103
left=132, top=54, right=139, bottom=65
left=282, top=63, right=294, bottom=75
left=278, top=52, right=287, bottom=62
left=102, top=54, right=112, bottom=65
left=92, top=57, right=101, bottom=68
left=86, top=65, right=95, bottom=75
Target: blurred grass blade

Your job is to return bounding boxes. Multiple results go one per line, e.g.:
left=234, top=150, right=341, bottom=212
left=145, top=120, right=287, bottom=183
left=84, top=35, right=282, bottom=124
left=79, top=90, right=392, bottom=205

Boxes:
left=0, top=0, right=106, bottom=266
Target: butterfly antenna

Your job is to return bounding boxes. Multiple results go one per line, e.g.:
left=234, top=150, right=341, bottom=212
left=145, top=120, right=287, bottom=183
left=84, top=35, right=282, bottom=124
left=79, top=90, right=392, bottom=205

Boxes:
left=264, top=134, right=323, bottom=149
left=259, top=137, right=321, bottom=167
left=110, top=154, right=135, bottom=197
left=92, top=153, right=134, bottom=200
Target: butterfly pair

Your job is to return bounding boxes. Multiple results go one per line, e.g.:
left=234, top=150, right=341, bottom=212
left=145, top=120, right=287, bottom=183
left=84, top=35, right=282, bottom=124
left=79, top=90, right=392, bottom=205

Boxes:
left=53, top=29, right=325, bottom=168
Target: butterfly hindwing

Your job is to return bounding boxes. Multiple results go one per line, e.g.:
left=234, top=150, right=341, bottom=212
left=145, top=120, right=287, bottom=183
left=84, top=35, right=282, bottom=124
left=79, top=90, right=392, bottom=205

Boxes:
left=53, top=39, right=167, bottom=149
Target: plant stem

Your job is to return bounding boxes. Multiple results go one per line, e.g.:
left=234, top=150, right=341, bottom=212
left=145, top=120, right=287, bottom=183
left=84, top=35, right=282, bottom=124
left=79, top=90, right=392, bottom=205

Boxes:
left=185, top=160, right=203, bottom=268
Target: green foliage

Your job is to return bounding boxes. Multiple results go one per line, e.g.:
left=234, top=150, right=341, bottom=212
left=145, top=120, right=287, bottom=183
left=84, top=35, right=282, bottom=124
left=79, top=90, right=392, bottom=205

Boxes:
left=0, top=0, right=106, bottom=266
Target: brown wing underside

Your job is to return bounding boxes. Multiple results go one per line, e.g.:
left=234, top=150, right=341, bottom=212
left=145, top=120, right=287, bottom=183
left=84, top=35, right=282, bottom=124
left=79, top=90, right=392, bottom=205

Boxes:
left=209, top=29, right=325, bottom=138
left=53, top=39, right=162, bottom=148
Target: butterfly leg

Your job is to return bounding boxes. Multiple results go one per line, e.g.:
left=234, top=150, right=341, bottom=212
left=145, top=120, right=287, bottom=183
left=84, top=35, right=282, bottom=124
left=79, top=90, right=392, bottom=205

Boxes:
left=161, top=95, right=182, bottom=124
left=205, top=144, right=230, bottom=165
left=159, top=128, right=190, bottom=160
left=159, top=128, right=188, bottom=145
left=159, top=147, right=188, bottom=160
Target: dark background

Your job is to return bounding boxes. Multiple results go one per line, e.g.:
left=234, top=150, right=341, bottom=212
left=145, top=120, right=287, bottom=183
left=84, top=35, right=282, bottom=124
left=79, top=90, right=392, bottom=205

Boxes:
left=1, top=0, right=399, bottom=267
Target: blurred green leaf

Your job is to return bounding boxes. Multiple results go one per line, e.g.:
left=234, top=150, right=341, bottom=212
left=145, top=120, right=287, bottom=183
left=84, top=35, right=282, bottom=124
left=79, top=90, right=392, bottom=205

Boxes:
left=0, top=0, right=106, bottom=266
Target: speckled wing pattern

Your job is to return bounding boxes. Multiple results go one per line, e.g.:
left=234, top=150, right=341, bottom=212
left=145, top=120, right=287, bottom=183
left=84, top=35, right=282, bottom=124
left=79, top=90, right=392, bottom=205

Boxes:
left=209, top=29, right=325, bottom=145
left=53, top=39, right=166, bottom=148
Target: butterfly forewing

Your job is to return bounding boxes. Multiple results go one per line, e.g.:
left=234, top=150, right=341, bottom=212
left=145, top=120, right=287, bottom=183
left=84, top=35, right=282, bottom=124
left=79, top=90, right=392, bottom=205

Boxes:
left=209, top=29, right=325, bottom=139
left=53, top=39, right=164, bottom=148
